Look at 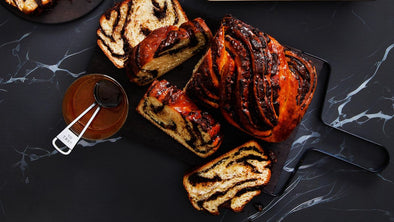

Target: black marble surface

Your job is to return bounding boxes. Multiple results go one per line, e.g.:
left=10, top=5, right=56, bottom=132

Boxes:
left=0, top=0, right=393, bottom=221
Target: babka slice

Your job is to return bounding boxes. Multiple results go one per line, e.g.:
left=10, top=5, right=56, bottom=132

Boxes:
left=97, top=0, right=188, bottom=68
left=137, top=79, right=222, bottom=158
left=183, top=140, right=271, bottom=215
left=126, top=18, right=212, bottom=86
left=185, top=16, right=317, bottom=142
left=5, top=0, right=53, bottom=14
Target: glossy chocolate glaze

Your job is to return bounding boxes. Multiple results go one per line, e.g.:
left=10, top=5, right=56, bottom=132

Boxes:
left=139, top=80, right=222, bottom=157
left=155, top=19, right=209, bottom=58
left=156, top=30, right=181, bottom=55
left=284, top=47, right=317, bottom=110
left=98, top=0, right=185, bottom=65
left=128, top=18, right=212, bottom=85
left=186, top=16, right=316, bottom=142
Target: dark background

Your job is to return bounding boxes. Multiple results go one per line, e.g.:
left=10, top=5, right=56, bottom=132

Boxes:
left=0, top=0, right=393, bottom=221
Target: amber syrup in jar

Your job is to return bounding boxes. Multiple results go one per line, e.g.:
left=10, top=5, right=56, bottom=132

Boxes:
left=62, top=74, right=129, bottom=140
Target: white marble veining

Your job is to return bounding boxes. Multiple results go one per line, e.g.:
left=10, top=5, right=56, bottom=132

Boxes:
left=283, top=107, right=321, bottom=173
left=351, top=9, right=372, bottom=31
left=247, top=147, right=393, bottom=222
left=376, top=173, right=393, bottom=183
left=283, top=130, right=320, bottom=173
left=328, top=44, right=394, bottom=134
left=246, top=157, right=356, bottom=222
left=0, top=32, right=92, bottom=86
left=273, top=183, right=346, bottom=222
left=0, top=1, right=393, bottom=221
left=13, top=137, right=122, bottom=184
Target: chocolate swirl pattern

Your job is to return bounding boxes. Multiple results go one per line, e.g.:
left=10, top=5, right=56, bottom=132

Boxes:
left=137, top=80, right=223, bottom=158
left=96, top=0, right=188, bottom=68
left=185, top=16, right=317, bottom=142
left=183, top=141, right=271, bottom=215
left=126, top=18, right=212, bottom=86
left=284, top=47, right=317, bottom=115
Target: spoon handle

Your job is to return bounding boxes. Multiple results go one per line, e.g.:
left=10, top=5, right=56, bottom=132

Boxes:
left=52, top=103, right=101, bottom=155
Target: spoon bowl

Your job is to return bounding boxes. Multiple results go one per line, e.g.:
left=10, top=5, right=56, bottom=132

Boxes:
left=53, top=74, right=128, bottom=155
left=94, top=80, right=123, bottom=108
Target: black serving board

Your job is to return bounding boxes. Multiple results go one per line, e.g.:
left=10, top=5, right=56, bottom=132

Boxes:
left=87, top=43, right=387, bottom=182
left=78, top=1, right=390, bottom=215
left=0, top=0, right=104, bottom=24
left=84, top=33, right=388, bottom=220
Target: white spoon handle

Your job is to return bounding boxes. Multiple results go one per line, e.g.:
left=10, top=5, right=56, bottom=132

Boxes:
left=52, top=103, right=100, bottom=155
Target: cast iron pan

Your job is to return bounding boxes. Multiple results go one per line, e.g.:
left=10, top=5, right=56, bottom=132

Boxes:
left=0, top=0, right=104, bottom=24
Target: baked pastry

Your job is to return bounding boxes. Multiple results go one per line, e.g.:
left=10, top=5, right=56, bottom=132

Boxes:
left=137, top=79, right=222, bottom=158
left=185, top=16, right=317, bottom=142
left=126, top=18, right=212, bottom=86
left=97, top=0, right=188, bottom=68
left=5, top=0, right=53, bottom=14
left=183, top=23, right=226, bottom=109
left=284, top=46, right=317, bottom=121
left=183, top=140, right=271, bottom=215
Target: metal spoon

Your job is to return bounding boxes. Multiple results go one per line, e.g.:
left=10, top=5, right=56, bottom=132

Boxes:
left=52, top=79, right=123, bottom=155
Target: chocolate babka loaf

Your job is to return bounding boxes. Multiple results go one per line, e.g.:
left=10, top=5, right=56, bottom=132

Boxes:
left=185, top=16, right=317, bottom=142
left=126, top=18, right=212, bottom=86
left=97, top=0, right=188, bottom=68
left=284, top=47, right=317, bottom=121
left=137, top=79, right=222, bottom=158
left=183, top=140, right=271, bottom=215
left=5, top=0, right=54, bottom=14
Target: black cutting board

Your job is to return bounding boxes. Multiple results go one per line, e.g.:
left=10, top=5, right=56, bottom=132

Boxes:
left=82, top=13, right=388, bottom=218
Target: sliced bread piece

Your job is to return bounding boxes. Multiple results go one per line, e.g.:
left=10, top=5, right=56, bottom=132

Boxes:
left=126, top=17, right=212, bottom=86
left=97, top=0, right=188, bottom=68
left=183, top=140, right=271, bottom=215
left=137, top=79, right=222, bottom=158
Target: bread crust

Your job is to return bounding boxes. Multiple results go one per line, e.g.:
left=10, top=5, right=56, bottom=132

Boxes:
left=183, top=140, right=271, bottom=215
left=137, top=79, right=222, bottom=158
left=126, top=17, right=212, bottom=85
left=185, top=16, right=317, bottom=143
left=96, top=0, right=188, bottom=69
